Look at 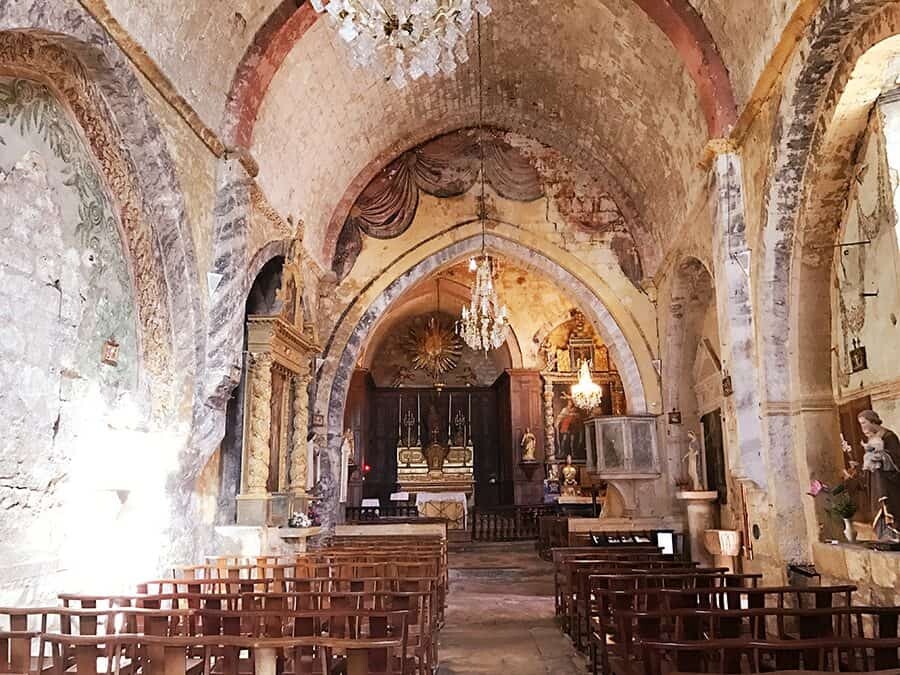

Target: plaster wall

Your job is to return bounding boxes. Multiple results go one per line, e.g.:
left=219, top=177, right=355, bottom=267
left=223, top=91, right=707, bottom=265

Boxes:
left=832, top=106, right=900, bottom=430
left=326, top=187, right=658, bottom=360
left=132, top=68, right=217, bottom=313
left=102, top=0, right=283, bottom=129
left=0, top=77, right=170, bottom=604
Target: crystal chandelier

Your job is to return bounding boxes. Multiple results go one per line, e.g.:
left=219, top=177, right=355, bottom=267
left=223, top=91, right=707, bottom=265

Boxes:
left=311, top=0, right=492, bottom=89
left=455, top=11, right=507, bottom=354
left=458, top=255, right=509, bottom=353
left=571, top=361, right=603, bottom=410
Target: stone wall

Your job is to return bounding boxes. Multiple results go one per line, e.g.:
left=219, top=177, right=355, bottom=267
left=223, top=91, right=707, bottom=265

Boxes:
left=832, top=105, right=900, bottom=430
left=0, top=76, right=154, bottom=603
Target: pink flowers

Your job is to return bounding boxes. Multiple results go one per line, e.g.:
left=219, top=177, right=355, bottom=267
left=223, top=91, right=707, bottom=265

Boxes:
left=807, top=480, right=828, bottom=497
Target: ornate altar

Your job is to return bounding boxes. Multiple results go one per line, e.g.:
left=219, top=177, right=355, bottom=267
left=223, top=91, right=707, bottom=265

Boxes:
left=396, top=392, right=475, bottom=496
left=236, top=238, right=321, bottom=527
left=539, top=311, right=626, bottom=471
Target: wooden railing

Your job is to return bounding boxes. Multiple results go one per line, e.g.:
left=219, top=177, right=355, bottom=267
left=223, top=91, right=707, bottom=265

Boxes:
left=344, top=504, right=420, bottom=522
left=472, top=505, right=556, bottom=541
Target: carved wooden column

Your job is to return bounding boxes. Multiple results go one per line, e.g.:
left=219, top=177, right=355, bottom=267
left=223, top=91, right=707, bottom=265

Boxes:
left=236, top=352, right=274, bottom=524
left=290, top=366, right=311, bottom=500
left=543, top=379, right=556, bottom=460
left=237, top=317, right=319, bottom=526
left=245, top=352, right=273, bottom=493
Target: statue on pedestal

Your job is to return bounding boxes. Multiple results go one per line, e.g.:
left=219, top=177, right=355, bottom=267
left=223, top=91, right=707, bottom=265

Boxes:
left=682, top=431, right=702, bottom=492
left=339, top=430, right=353, bottom=504
left=858, top=410, right=900, bottom=539
left=521, top=428, right=537, bottom=462
left=561, top=454, right=579, bottom=497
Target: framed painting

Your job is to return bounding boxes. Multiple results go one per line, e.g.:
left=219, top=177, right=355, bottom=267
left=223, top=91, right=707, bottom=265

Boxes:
left=551, top=381, right=588, bottom=462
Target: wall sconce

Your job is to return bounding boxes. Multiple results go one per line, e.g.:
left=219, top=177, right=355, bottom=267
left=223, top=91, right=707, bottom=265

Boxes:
left=667, top=409, right=683, bottom=425
left=101, top=337, right=119, bottom=366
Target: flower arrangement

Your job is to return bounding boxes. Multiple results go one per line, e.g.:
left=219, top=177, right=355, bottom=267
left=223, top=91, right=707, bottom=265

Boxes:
left=828, top=492, right=858, bottom=520
left=807, top=479, right=857, bottom=519
left=288, top=511, right=312, bottom=528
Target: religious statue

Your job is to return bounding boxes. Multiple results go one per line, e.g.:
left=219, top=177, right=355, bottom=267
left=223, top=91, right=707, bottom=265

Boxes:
left=541, top=340, right=558, bottom=372
left=858, top=410, right=900, bottom=539
left=561, top=454, right=579, bottom=497
left=339, top=430, right=353, bottom=504
left=682, top=431, right=702, bottom=491
left=521, top=428, right=537, bottom=462
left=547, top=462, right=560, bottom=483
left=873, top=496, right=900, bottom=542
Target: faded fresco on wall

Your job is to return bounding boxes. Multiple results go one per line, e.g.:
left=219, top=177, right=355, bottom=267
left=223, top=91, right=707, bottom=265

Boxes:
left=0, top=76, right=139, bottom=603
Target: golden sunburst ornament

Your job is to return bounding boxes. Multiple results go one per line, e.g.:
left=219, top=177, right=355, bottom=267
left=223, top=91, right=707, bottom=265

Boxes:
left=406, top=317, right=463, bottom=377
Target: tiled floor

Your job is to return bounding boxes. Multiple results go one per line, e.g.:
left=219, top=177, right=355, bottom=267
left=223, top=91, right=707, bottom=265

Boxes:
left=437, top=541, right=586, bottom=674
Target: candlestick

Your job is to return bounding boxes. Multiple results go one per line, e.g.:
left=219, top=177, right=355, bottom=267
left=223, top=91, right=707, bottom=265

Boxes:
left=398, top=395, right=402, bottom=439
left=448, top=392, right=452, bottom=439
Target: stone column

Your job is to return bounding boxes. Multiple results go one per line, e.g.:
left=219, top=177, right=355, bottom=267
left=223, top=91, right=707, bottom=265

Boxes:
left=710, top=152, right=765, bottom=486
left=290, top=366, right=311, bottom=495
left=245, top=352, right=273, bottom=495
left=711, top=150, right=808, bottom=578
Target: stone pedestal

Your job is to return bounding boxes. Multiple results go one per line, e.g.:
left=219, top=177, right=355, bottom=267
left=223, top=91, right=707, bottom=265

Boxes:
left=676, top=491, right=719, bottom=566
left=236, top=493, right=290, bottom=526
left=704, top=529, right=742, bottom=573
left=215, top=525, right=321, bottom=557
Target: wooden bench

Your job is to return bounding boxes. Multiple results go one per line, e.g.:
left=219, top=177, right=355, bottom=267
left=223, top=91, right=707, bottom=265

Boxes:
left=640, top=636, right=900, bottom=674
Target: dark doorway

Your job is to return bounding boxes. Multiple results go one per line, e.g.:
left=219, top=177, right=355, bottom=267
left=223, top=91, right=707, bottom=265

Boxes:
left=701, top=409, right=727, bottom=503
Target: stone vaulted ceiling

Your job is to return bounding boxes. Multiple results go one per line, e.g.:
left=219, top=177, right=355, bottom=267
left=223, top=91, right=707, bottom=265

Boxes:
left=252, top=0, right=711, bottom=268
left=104, top=0, right=803, bottom=270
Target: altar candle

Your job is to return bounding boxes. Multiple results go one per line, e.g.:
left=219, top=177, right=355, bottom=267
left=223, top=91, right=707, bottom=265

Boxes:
left=398, top=396, right=402, bottom=438
left=468, top=394, right=472, bottom=445
left=448, top=392, right=453, bottom=437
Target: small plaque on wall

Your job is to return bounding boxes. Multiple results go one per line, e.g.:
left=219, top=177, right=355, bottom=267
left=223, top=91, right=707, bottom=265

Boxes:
left=849, top=343, right=868, bottom=373
left=667, top=410, right=682, bottom=425
left=722, top=375, right=734, bottom=397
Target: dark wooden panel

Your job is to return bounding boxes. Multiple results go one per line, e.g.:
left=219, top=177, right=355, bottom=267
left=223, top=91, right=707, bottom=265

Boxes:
left=367, top=387, right=500, bottom=506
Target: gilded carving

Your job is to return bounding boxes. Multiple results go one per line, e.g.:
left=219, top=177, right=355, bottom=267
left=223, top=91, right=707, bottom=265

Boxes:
left=246, top=352, right=273, bottom=494
left=0, top=33, right=173, bottom=408
left=291, top=369, right=310, bottom=492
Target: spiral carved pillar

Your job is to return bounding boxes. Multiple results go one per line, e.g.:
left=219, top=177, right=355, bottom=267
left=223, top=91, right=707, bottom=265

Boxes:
left=290, top=366, right=311, bottom=496
left=245, top=352, right=273, bottom=495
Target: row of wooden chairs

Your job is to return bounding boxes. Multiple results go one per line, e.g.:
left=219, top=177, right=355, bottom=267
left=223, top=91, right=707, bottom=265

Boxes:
left=2, top=534, right=448, bottom=675
left=549, top=541, right=900, bottom=674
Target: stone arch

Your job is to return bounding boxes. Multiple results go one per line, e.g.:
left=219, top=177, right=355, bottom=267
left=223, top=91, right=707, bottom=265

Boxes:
left=311, top=230, right=657, bottom=526
left=663, top=257, right=716, bottom=417
left=757, top=0, right=900, bottom=556
left=0, top=27, right=201, bottom=421
left=320, top=124, right=655, bottom=275
left=356, top=278, right=525, bottom=374
left=221, top=0, right=736, bottom=149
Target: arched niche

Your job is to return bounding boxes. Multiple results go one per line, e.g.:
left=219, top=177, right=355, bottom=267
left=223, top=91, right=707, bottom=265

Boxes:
left=312, top=231, right=658, bottom=529
left=757, top=2, right=900, bottom=567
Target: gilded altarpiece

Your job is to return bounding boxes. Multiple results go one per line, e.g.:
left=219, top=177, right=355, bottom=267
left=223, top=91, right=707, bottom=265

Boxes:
left=236, top=247, right=320, bottom=526
left=540, top=313, right=626, bottom=466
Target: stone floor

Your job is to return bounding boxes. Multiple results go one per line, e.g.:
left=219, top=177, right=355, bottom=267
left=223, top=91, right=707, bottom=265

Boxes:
left=437, top=541, right=586, bottom=674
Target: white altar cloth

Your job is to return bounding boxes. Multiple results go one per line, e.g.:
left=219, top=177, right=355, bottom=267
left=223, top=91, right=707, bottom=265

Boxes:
left=415, top=491, right=468, bottom=528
